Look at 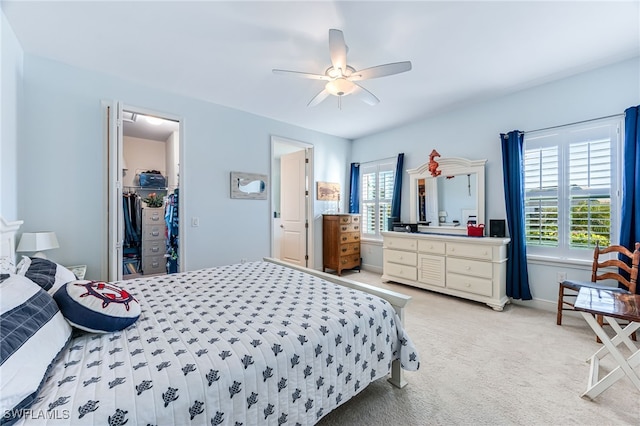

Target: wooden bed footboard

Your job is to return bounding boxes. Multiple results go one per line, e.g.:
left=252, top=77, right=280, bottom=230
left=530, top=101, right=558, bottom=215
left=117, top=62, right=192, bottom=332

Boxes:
left=264, top=257, right=411, bottom=388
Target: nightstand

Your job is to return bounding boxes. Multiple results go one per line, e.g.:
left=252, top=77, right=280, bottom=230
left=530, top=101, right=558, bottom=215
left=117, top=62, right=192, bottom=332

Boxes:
left=66, top=264, right=87, bottom=280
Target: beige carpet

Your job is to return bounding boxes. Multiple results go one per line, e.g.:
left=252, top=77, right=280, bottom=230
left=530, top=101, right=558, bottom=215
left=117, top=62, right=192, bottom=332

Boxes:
left=317, top=270, right=639, bottom=426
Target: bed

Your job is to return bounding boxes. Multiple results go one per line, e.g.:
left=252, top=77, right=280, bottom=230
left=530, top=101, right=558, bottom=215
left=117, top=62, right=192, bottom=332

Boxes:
left=0, top=218, right=419, bottom=425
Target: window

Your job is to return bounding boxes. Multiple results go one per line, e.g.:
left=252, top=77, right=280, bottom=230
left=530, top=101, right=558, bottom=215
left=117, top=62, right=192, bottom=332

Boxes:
left=523, top=117, right=621, bottom=259
left=361, top=159, right=396, bottom=238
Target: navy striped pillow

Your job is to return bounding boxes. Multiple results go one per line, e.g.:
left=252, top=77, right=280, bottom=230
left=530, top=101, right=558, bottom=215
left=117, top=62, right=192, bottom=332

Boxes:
left=0, top=274, right=72, bottom=424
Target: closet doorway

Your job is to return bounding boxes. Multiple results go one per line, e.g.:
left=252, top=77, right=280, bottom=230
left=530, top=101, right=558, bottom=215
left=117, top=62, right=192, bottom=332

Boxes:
left=107, top=102, right=182, bottom=281
left=271, top=136, right=314, bottom=268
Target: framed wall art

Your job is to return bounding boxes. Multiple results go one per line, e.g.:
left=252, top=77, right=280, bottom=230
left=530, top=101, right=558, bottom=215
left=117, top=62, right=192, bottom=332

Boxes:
left=230, top=172, right=268, bottom=200
left=316, top=182, right=340, bottom=201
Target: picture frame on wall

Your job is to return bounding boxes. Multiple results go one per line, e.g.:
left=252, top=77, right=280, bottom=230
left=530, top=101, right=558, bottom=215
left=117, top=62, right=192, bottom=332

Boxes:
left=316, top=182, right=340, bottom=201
left=230, top=172, right=268, bottom=200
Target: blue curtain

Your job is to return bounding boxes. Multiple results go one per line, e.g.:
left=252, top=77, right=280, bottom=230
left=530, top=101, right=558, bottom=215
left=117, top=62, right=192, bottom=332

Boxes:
left=621, top=105, right=640, bottom=293
left=348, top=163, right=360, bottom=214
left=391, top=153, right=404, bottom=219
left=500, top=131, right=532, bottom=300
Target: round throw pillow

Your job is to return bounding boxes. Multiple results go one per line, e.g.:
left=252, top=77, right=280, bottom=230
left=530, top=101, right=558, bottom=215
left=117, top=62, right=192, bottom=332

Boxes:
left=54, top=280, right=141, bottom=333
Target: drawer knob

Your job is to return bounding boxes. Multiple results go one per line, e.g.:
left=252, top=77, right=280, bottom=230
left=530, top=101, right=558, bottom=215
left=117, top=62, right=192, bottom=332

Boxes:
left=152, top=216, right=159, bottom=221
left=151, top=247, right=160, bottom=252
left=466, top=282, right=471, bottom=287
left=465, top=266, right=471, bottom=270
left=152, top=262, right=159, bottom=268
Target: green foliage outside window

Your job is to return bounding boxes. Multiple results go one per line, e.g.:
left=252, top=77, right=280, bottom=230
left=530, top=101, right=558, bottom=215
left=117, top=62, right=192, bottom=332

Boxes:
left=526, top=199, right=610, bottom=248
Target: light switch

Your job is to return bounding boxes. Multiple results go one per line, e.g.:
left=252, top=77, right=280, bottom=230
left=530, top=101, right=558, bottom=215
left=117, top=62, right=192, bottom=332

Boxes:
left=191, top=217, right=200, bottom=227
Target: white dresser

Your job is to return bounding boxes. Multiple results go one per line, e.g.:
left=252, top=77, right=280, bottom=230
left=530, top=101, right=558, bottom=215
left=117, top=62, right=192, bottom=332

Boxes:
left=382, top=231, right=510, bottom=310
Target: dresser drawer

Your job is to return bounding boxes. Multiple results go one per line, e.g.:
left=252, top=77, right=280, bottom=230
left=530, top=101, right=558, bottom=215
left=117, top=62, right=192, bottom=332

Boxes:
left=418, top=240, right=446, bottom=255
left=338, top=242, right=360, bottom=256
left=143, top=240, right=165, bottom=256
left=142, top=256, right=165, bottom=275
left=339, top=253, right=360, bottom=268
left=384, top=262, right=417, bottom=281
left=143, top=224, right=166, bottom=241
left=446, top=242, right=492, bottom=260
left=384, top=237, right=417, bottom=251
left=384, top=249, right=417, bottom=266
left=446, top=272, right=493, bottom=297
left=339, top=223, right=360, bottom=233
left=142, top=208, right=164, bottom=224
left=339, top=232, right=360, bottom=244
left=338, top=215, right=359, bottom=224
left=446, top=257, right=493, bottom=279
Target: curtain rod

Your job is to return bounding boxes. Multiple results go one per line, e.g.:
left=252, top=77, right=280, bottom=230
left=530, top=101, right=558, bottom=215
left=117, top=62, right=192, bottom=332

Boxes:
left=523, top=113, right=624, bottom=134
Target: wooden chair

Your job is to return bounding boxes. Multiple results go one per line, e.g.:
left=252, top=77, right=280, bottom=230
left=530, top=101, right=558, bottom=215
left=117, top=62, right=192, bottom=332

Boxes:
left=556, top=242, right=640, bottom=340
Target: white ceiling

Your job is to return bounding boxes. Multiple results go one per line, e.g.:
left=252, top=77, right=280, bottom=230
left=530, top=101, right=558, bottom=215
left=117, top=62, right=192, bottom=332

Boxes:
left=2, top=1, right=639, bottom=140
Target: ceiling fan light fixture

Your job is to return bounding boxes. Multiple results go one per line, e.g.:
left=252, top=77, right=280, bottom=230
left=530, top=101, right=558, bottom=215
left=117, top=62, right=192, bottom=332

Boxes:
left=325, top=78, right=355, bottom=97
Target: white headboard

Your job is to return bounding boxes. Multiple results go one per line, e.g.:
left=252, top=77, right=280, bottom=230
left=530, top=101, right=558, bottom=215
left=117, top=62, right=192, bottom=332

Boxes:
left=1, top=216, right=23, bottom=274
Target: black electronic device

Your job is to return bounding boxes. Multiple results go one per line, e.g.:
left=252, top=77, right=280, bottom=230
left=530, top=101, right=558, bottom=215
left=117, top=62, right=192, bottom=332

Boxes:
left=489, top=219, right=506, bottom=238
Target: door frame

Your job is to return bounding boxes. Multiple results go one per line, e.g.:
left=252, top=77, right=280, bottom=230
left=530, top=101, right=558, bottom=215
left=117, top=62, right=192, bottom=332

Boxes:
left=105, top=101, right=185, bottom=281
left=270, top=135, right=314, bottom=269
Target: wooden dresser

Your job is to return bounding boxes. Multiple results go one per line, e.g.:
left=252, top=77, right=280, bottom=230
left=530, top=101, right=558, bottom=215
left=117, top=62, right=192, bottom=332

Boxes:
left=323, top=214, right=361, bottom=276
left=141, top=207, right=167, bottom=275
left=382, top=231, right=510, bottom=310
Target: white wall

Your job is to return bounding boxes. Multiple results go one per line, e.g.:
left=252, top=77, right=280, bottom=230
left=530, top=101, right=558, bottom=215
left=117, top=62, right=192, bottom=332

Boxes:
left=0, top=11, right=22, bottom=222
left=17, top=55, right=351, bottom=279
left=123, top=136, right=167, bottom=188
left=353, top=57, right=640, bottom=310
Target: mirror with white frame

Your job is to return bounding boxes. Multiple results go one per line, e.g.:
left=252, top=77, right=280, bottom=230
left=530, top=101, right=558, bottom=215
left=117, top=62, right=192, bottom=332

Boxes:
left=408, top=157, right=486, bottom=235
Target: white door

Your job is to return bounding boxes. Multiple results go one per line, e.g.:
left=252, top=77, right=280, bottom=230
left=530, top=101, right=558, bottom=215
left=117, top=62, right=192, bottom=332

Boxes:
left=280, top=150, right=307, bottom=266
left=106, top=101, right=124, bottom=281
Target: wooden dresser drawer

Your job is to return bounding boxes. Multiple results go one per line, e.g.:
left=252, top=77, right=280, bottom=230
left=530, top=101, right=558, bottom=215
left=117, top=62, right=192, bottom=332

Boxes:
left=339, top=242, right=360, bottom=256
left=384, top=249, right=417, bottom=266
left=446, top=272, right=493, bottom=297
left=339, top=254, right=360, bottom=269
left=446, top=257, right=493, bottom=279
left=418, top=240, right=446, bottom=255
left=339, top=232, right=360, bottom=244
left=384, top=237, right=417, bottom=251
left=384, top=262, right=417, bottom=281
left=446, top=242, right=492, bottom=260
left=339, top=223, right=360, bottom=233
left=338, top=215, right=353, bottom=224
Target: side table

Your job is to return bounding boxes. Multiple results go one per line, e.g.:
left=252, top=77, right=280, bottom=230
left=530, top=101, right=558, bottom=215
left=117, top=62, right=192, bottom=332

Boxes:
left=66, top=264, right=87, bottom=280
left=574, top=287, right=640, bottom=400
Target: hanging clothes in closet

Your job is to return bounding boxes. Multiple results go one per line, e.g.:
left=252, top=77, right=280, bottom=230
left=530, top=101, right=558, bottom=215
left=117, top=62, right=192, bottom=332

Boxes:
left=165, top=189, right=179, bottom=274
left=123, top=192, right=142, bottom=275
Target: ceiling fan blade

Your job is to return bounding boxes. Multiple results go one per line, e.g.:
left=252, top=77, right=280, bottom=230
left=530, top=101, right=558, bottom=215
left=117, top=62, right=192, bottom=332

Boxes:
left=352, top=83, right=380, bottom=106
left=307, top=89, right=330, bottom=107
left=328, top=29, right=347, bottom=75
left=349, top=61, right=412, bottom=81
left=272, top=69, right=330, bottom=81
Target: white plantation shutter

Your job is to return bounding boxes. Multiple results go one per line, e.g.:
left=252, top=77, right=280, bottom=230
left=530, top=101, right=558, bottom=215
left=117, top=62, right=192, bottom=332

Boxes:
left=360, top=160, right=395, bottom=238
left=524, top=118, right=621, bottom=259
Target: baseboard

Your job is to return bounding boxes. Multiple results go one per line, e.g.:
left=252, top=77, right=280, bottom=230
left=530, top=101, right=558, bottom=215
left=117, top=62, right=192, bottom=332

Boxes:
left=361, top=263, right=383, bottom=274
left=510, top=297, right=582, bottom=319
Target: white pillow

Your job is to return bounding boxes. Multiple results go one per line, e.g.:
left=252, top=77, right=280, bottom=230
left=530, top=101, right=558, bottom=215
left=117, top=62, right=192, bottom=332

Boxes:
left=16, top=256, right=77, bottom=295
left=54, top=280, right=141, bottom=333
left=0, top=274, right=72, bottom=422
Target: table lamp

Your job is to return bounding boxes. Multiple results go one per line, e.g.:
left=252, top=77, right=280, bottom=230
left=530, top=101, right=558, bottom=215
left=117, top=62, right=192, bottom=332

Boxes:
left=16, top=232, right=59, bottom=259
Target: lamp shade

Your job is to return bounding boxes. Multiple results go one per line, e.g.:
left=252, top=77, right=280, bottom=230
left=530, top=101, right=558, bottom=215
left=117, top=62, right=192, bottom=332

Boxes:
left=17, top=232, right=59, bottom=253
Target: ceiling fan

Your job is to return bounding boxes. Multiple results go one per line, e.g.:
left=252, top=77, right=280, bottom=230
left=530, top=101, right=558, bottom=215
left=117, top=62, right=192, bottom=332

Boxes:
left=273, top=29, right=412, bottom=108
